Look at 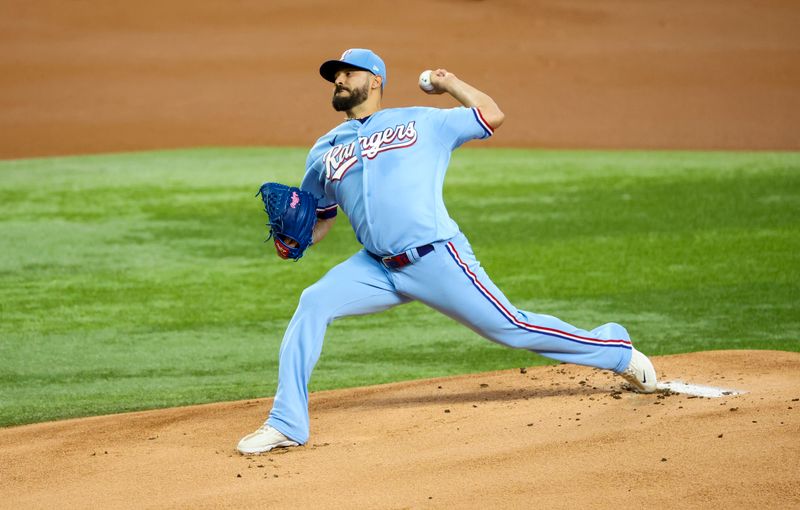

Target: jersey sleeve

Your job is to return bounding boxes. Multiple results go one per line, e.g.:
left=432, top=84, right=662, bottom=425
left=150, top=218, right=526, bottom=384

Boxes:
left=300, top=150, right=338, bottom=220
left=432, top=106, right=494, bottom=149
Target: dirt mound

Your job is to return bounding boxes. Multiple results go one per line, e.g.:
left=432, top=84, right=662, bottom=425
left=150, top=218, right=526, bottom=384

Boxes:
left=2, top=1, right=799, bottom=159
left=2, top=350, right=798, bottom=509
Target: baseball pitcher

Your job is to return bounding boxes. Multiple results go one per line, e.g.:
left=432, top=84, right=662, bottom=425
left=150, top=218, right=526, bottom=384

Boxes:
left=239, top=48, right=657, bottom=454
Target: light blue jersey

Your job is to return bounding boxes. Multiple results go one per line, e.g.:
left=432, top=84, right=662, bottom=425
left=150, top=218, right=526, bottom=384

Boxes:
left=301, top=106, right=493, bottom=255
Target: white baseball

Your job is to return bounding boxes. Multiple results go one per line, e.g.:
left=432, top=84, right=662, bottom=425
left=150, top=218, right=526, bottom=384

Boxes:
left=418, top=70, right=434, bottom=92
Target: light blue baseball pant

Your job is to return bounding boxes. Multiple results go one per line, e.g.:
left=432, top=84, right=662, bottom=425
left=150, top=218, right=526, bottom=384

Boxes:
left=267, top=232, right=633, bottom=444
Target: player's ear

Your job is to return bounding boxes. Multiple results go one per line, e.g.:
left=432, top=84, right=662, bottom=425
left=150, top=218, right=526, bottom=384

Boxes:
left=372, top=75, right=383, bottom=91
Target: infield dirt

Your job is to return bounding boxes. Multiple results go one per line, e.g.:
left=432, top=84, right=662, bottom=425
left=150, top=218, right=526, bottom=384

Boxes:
left=2, top=350, right=799, bottom=509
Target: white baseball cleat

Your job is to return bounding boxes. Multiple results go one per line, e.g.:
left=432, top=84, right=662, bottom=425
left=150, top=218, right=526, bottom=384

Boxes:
left=237, top=424, right=299, bottom=455
left=619, top=348, right=657, bottom=393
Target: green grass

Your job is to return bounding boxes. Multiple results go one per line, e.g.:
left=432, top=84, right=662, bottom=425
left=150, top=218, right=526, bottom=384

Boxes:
left=1, top=147, right=798, bottom=427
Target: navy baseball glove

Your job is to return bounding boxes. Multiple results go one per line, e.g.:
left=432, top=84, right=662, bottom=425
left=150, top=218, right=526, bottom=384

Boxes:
left=256, top=182, right=317, bottom=260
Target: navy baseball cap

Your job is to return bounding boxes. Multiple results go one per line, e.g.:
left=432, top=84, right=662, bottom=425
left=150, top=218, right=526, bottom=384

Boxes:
left=320, top=48, right=387, bottom=88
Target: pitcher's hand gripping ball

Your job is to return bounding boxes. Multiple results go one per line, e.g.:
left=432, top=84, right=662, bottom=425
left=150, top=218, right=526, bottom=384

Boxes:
left=257, top=182, right=317, bottom=260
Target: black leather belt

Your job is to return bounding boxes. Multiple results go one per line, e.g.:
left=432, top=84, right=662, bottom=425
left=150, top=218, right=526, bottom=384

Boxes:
left=367, top=244, right=435, bottom=270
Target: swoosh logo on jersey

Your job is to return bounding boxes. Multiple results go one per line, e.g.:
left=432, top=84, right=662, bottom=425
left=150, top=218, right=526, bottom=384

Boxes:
left=328, top=135, right=337, bottom=146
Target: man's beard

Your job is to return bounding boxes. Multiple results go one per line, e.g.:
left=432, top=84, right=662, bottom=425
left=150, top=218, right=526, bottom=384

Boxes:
left=332, top=82, right=369, bottom=112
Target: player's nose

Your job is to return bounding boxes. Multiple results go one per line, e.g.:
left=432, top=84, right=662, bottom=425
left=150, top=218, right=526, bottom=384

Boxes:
left=333, top=70, right=349, bottom=85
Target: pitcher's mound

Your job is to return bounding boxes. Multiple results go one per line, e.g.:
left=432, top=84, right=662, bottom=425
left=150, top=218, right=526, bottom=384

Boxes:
left=2, top=350, right=798, bottom=509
